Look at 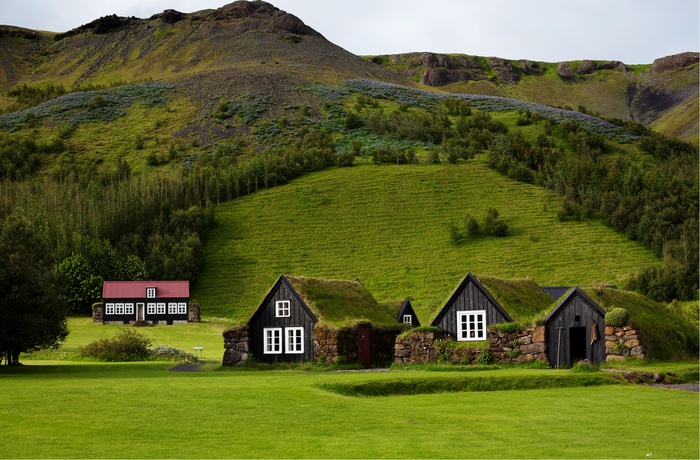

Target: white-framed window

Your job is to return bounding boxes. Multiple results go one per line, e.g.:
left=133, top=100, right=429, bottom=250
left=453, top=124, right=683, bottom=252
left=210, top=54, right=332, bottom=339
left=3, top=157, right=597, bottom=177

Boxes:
left=146, top=287, right=156, bottom=299
left=403, top=314, right=413, bottom=324
left=125, top=303, right=134, bottom=315
left=178, top=303, right=187, bottom=314
left=275, top=300, right=291, bottom=317
left=147, top=303, right=156, bottom=315
left=105, top=303, right=115, bottom=315
left=168, top=303, right=178, bottom=315
left=263, top=328, right=282, bottom=354
left=115, top=303, right=125, bottom=315
left=457, top=310, right=486, bottom=341
left=285, top=327, right=304, bottom=354
left=156, top=303, right=166, bottom=314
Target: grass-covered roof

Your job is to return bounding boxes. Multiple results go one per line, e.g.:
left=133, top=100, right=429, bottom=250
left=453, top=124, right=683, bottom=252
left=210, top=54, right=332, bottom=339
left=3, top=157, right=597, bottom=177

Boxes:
left=285, top=276, right=400, bottom=327
left=471, top=275, right=555, bottom=325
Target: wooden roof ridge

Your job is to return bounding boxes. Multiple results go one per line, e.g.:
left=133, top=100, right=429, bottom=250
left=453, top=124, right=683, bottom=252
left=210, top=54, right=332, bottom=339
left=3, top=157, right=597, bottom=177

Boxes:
left=430, top=272, right=514, bottom=326
left=544, top=287, right=606, bottom=324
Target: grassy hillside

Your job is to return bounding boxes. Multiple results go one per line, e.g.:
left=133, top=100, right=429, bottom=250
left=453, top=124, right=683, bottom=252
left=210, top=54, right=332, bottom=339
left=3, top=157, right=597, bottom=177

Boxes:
left=193, top=161, right=659, bottom=323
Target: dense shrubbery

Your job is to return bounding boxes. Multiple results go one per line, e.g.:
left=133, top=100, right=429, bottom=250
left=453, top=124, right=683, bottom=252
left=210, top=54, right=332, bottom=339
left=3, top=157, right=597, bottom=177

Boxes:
left=78, top=328, right=152, bottom=361
left=605, top=308, right=630, bottom=327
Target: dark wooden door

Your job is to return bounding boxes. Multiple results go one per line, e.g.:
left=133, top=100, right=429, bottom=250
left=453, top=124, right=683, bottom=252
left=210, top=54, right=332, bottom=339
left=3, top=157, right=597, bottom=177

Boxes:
left=357, top=324, right=371, bottom=368
left=569, top=326, right=587, bottom=364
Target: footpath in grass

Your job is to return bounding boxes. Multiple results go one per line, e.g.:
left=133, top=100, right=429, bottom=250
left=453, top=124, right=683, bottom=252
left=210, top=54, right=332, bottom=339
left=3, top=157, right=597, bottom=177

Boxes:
left=1, top=362, right=697, bottom=459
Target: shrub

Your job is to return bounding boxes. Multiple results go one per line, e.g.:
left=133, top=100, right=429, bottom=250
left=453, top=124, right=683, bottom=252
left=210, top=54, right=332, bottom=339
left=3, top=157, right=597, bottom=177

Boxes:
left=78, top=328, right=152, bottom=361
left=150, top=345, right=196, bottom=362
left=484, top=208, right=508, bottom=237
left=476, top=348, right=493, bottom=365
left=464, top=214, right=480, bottom=237
left=605, top=308, right=630, bottom=327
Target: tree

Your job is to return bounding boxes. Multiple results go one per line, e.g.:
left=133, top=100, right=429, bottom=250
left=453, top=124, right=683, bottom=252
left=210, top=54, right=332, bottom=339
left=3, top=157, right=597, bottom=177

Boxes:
left=0, top=215, right=68, bottom=365
left=58, top=238, right=148, bottom=314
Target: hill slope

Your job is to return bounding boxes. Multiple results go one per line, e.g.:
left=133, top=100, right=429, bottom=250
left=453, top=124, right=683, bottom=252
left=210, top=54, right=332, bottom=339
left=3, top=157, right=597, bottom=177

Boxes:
left=193, top=162, right=659, bottom=323
left=369, top=52, right=699, bottom=144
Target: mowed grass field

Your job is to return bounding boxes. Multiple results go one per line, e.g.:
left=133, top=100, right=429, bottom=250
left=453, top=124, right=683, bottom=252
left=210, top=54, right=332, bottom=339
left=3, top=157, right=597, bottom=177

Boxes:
left=194, top=161, right=659, bottom=322
left=1, top=361, right=698, bottom=459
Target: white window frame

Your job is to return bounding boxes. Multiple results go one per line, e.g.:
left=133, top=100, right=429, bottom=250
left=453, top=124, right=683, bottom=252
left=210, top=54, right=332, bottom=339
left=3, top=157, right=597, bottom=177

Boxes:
left=125, top=303, right=134, bottom=315
left=177, top=303, right=187, bottom=314
left=115, top=303, right=125, bottom=315
left=105, top=303, right=115, bottom=315
left=457, top=310, right=486, bottom=341
left=285, top=327, right=304, bottom=354
left=403, top=314, right=413, bottom=324
left=168, top=303, right=178, bottom=315
left=263, top=328, right=282, bottom=354
left=147, top=303, right=156, bottom=315
left=156, top=303, right=166, bottom=315
left=146, top=287, right=156, bottom=299
left=275, top=300, right=291, bottom=317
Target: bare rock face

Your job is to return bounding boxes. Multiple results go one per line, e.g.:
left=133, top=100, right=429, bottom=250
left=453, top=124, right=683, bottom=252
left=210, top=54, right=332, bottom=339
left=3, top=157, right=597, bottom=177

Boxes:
left=577, top=59, right=598, bottom=74
left=419, top=52, right=489, bottom=86
left=652, top=52, right=700, bottom=74
left=519, top=60, right=545, bottom=75
left=488, top=57, right=520, bottom=84
left=599, top=60, right=627, bottom=72
left=208, top=1, right=319, bottom=36
left=151, top=9, right=186, bottom=24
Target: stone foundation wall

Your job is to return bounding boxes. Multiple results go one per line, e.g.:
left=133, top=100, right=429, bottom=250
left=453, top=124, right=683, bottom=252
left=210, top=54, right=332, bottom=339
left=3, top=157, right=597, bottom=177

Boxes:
left=489, top=326, right=547, bottom=364
left=605, top=325, right=646, bottom=361
left=188, top=303, right=200, bottom=323
left=395, top=326, right=547, bottom=365
left=92, top=302, right=104, bottom=323
left=222, top=325, right=250, bottom=366
left=314, top=325, right=401, bottom=365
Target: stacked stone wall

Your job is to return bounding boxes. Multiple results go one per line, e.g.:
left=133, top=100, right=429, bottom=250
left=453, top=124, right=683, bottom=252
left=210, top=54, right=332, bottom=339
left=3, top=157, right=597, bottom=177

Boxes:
left=314, top=325, right=402, bottom=365
left=605, top=325, right=646, bottom=361
left=222, top=325, right=250, bottom=366
left=395, top=326, right=547, bottom=365
left=188, top=303, right=200, bottom=323
left=92, top=302, right=104, bottom=323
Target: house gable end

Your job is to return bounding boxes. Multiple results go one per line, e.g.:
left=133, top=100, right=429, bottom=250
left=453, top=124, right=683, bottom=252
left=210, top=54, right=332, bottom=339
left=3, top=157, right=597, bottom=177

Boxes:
left=431, top=273, right=514, bottom=326
left=248, top=275, right=318, bottom=326
left=544, top=287, right=605, bottom=325
left=397, top=299, right=420, bottom=326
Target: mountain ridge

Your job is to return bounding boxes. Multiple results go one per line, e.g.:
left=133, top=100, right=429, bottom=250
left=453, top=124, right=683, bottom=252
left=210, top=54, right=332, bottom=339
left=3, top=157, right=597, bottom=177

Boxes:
left=1, top=1, right=697, bottom=143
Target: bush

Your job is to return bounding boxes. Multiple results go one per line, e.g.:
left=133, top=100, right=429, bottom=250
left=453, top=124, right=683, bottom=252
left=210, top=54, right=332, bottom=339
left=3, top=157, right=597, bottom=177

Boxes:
left=605, top=308, right=630, bottom=327
left=484, top=208, right=508, bottom=237
left=78, top=328, right=152, bottom=361
left=476, top=348, right=493, bottom=365
left=150, top=345, right=196, bottom=362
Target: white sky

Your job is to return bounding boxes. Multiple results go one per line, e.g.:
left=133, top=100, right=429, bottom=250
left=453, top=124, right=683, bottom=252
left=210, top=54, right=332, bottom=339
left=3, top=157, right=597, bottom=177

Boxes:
left=1, top=0, right=698, bottom=64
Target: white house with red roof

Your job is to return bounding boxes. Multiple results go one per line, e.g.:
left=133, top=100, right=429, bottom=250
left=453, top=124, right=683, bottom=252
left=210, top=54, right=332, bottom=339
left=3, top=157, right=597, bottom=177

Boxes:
left=98, top=281, right=193, bottom=325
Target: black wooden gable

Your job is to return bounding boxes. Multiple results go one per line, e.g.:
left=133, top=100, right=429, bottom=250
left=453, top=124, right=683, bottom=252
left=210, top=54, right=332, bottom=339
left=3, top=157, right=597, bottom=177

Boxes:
left=431, top=273, right=514, bottom=328
left=396, top=299, right=421, bottom=327
left=544, top=287, right=606, bottom=367
left=248, top=275, right=318, bottom=363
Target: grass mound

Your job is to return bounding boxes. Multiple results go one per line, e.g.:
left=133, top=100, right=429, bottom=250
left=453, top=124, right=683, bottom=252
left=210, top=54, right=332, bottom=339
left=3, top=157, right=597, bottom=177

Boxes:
left=318, top=373, right=621, bottom=396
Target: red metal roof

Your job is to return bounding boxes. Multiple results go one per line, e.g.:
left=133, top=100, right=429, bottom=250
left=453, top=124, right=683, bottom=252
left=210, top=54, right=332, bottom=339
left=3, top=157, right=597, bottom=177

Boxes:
left=102, top=281, right=189, bottom=299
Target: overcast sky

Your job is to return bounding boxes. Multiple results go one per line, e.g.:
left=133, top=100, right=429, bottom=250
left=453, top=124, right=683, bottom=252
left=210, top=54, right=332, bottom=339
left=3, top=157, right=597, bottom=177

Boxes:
left=1, top=0, right=698, bottom=64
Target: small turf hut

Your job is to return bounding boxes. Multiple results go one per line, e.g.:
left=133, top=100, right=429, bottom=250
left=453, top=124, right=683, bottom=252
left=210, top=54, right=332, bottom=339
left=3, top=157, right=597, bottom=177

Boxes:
left=544, top=288, right=606, bottom=368
left=396, top=299, right=420, bottom=327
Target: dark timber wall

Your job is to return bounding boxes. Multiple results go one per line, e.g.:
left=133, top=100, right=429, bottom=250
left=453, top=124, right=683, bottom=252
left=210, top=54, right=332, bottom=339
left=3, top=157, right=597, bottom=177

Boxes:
left=431, top=274, right=513, bottom=339
left=545, top=289, right=606, bottom=367
left=248, top=278, right=317, bottom=363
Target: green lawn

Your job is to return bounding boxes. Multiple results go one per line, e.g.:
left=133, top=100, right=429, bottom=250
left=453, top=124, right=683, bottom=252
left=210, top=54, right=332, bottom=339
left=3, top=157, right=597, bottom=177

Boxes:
left=194, top=161, right=659, bottom=322
left=1, top=362, right=697, bottom=458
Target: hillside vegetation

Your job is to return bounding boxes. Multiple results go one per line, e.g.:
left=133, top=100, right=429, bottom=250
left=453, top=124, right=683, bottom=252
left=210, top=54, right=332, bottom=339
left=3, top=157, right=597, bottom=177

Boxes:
left=0, top=1, right=696, bottom=346
left=194, top=162, right=659, bottom=322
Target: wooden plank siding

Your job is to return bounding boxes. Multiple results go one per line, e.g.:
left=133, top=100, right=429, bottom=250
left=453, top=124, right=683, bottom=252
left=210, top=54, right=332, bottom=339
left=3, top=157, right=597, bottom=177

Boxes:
left=248, top=277, right=317, bottom=363
left=545, top=288, right=606, bottom=367
left=431, top=274, right=513, bottom=339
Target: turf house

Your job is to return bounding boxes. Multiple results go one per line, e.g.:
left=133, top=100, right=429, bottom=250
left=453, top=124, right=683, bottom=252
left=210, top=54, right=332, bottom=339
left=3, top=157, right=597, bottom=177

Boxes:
left=430, top=272, right=514, bottom=341
left=223, top=275, right=410, bottom=366
left=95, top=281, right=196, bottom=325
left=396, top=299, right=421, bottom=327
left=543, top=288, right=607, bottom=367
left=395, top=273, right=678, bottom=367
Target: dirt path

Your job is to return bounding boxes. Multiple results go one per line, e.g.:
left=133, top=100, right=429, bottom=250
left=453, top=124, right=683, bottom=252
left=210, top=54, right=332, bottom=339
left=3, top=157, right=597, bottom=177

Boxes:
left=169, top=360, right=208, bottom=372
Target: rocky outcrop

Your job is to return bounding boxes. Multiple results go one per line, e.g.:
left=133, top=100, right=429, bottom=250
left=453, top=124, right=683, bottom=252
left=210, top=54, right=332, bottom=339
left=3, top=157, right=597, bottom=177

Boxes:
left=651, top=52, right=699, bottom=74
left=150, top=9, right=186, bottom=24
left=419, top=52, right=489, bottom=86
left=488, top=57, right=520, bottom=84
left=557, top=59, right=627, bottom=79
